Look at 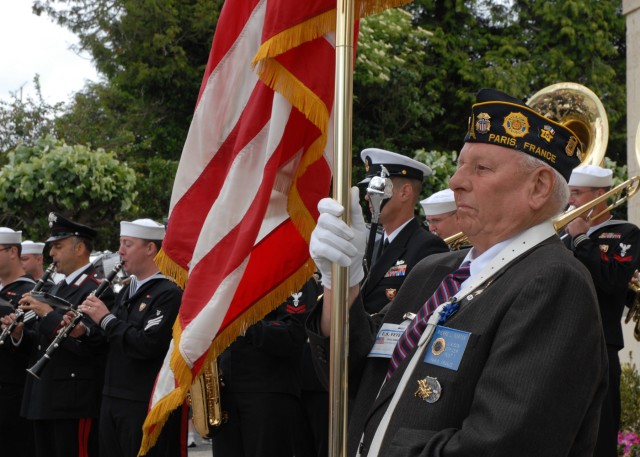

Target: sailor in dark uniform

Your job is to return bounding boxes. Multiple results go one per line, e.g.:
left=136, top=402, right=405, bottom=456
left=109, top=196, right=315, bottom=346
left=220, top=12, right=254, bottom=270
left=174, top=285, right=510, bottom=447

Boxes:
left=78, top=218, right=185, bottom=457
left=0, top=227, right=37, bottom=457
left=564, top=165, right=640, bottom=457
left=359, top=148, right=448, bottom=314
left=212, top=280, right=316, bottom=457
left=16, top=213, right=115, bottom=457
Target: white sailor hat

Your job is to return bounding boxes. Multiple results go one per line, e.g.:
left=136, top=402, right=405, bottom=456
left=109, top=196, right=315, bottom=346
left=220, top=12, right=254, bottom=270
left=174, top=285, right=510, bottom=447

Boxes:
left=0, top=227, right=22, bottom=245
left=120, top=218, right=166, bottom=240
left=420, top=189, right=457, bottom=216
left=359, top=148, right=432, bottom=185
left=568, top=165, right=613, bottom=188
left=22, top=240, right=45, bottom=255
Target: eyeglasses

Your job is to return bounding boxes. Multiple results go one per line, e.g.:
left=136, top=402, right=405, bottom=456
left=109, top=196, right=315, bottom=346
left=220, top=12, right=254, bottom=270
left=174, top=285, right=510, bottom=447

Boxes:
left=425, top=212, right=456, bottom=227
left=569, top=188, right=598, bottom=198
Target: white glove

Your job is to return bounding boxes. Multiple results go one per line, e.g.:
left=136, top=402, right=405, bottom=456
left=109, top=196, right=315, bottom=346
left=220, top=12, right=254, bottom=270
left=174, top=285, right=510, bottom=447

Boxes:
left=310, top=186, right=367, bottom=289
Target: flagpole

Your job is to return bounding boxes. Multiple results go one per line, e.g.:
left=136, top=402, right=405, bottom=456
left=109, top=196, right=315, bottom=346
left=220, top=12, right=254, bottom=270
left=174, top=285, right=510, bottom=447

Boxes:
left=330, top=0, right=355, bottom=455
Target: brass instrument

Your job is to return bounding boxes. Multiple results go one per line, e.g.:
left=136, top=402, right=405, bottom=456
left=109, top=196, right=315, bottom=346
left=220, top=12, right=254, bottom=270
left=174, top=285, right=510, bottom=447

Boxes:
left=553, top=176, right=640, bottom=233
left=189, top=359, right=227, bottom=438
left=527, top=82, right=609, bottom=167
left=0, top=263, right=56, bottom=346
left=443, top=232, right=470, bottom=251
left=26, top=263, right=122, bottom=379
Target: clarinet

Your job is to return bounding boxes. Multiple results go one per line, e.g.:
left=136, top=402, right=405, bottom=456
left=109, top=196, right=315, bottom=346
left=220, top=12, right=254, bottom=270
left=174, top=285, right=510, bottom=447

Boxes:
left=26, top=263, right=122, bottom=380
left=0, top=263, right=56, bottom=346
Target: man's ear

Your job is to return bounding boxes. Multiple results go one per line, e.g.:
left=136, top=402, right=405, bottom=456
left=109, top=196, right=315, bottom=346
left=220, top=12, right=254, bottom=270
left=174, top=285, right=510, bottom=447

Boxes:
left=146, top=241, right=158, bottom=257
left=529, top=167, right=555, bottom=211
left=398, top=182, right=413, bottom=202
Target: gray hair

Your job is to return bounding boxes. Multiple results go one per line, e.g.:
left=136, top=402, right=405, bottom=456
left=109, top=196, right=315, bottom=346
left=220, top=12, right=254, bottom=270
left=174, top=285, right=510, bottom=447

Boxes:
left=518, top=153, right=569, bottom=216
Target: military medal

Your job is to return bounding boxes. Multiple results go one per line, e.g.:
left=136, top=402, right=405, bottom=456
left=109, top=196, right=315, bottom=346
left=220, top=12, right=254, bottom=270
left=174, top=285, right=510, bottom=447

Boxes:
left=385, top=288, right=397, bottom=300
left=139, top=303, right=147, bottom=311
left=415, top=376, right=442, bottom=403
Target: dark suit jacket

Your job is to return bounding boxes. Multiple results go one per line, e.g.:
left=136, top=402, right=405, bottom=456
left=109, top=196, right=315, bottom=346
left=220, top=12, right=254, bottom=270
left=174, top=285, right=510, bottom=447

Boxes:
left=361, top=218, right=448, bottom=314
left=309, top=236, right=608, bottom=457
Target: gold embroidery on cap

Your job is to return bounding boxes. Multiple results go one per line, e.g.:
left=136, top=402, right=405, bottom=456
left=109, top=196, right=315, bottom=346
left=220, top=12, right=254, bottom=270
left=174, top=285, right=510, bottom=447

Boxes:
left=503, top=112, right=530, bottom=138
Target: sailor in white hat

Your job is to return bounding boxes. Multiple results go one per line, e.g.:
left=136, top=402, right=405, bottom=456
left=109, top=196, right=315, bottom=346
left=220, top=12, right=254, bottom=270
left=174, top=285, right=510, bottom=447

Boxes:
left=419, top=188, right=460, bottom=240
left=0, top=228, right=35, bottom=299
left=77, top=218, right=183, bottom=457
left=565, top=164, right=640, bottom=453
left=20, top=240, right=47, bottom=282
left=565, top=164, right=614, bottom=235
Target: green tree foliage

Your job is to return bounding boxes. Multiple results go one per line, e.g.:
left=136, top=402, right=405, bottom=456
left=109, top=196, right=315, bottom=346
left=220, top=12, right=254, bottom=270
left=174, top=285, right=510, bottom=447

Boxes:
left=0, top=136, right=137, bottom=248
left=413, top=148, right=458, bottom=201
left=0, top=76, right=63, bottom=155
left=405, top=0, right=626, bottom=161
left=621, top=357, right=640, bottom=434
left=33, top=0, right=223, bottom=161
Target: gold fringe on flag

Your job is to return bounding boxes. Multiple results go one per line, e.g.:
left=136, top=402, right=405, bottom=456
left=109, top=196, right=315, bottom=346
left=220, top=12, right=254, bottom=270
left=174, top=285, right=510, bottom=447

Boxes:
left=252, top=0, right=413, bottom=66
left=154, top=249, right=189, bottom=289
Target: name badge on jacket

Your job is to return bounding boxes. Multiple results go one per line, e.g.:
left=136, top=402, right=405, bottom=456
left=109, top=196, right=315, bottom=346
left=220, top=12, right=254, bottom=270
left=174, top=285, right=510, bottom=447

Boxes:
left=368, top=321, right=410, bottom=358
left=423, top=326, right=471, bottom=371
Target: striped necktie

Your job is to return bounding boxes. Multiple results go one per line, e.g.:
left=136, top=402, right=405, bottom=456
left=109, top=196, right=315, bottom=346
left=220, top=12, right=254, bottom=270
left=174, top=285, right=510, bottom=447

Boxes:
left=386, top=263, right=471, bottom=378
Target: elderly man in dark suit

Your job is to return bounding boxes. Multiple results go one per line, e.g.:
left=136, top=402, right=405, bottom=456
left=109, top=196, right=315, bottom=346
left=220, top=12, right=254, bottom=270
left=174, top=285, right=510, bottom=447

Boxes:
left=308, top=89, right=608, bottom=456
left=357, top=148, right=448, bottom=314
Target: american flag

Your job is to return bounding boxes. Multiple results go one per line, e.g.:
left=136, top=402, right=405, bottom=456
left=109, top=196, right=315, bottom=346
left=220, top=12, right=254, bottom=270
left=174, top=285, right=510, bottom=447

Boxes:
left=140, top=0, right=409, bottom=454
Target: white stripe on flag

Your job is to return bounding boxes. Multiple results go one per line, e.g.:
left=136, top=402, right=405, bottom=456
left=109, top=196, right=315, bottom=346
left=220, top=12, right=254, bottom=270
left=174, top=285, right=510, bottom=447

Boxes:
left=170, top=0, right=267, bottom=211
left=179, top=258, right=249, bottom=365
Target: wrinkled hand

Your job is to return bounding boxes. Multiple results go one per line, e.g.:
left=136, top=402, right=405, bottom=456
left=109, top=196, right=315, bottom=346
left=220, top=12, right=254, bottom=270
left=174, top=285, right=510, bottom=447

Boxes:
left=310, top=186, right=367, bottom=289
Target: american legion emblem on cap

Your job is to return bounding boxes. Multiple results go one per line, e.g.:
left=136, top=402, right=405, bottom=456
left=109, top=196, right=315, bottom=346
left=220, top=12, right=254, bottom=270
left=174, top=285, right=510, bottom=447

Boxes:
left=464, top=89, right=583, bottom=182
